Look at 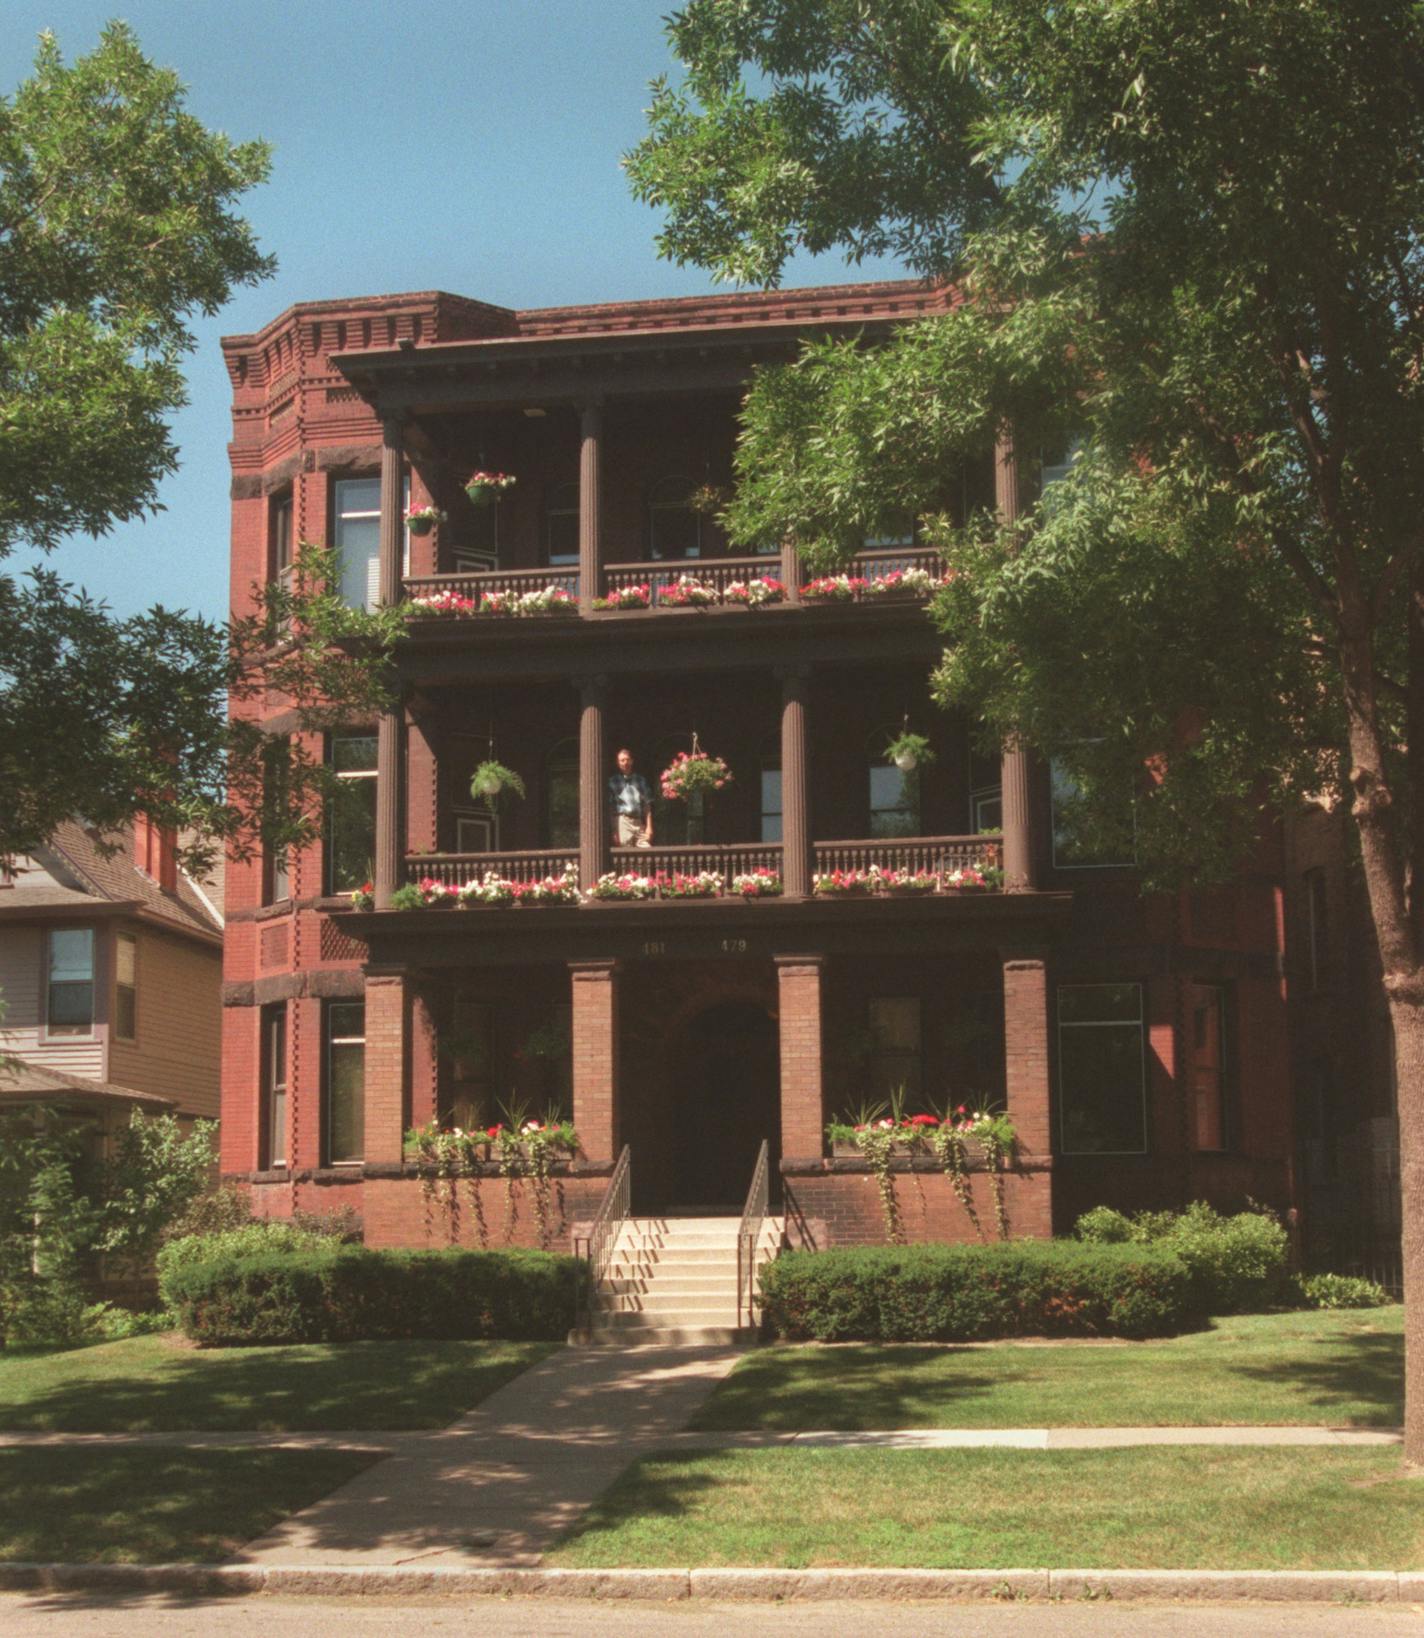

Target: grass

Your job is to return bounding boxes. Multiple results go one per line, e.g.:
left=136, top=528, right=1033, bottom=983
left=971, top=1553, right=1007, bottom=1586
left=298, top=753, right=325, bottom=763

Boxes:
left=693, top=1308, right=1404, bottom=1430
left=548, top=1446, right=1424, bottom=1570
left=0, top=1334, right=555, bottom=1431
left=0, top=1446, right=378, bottom=1563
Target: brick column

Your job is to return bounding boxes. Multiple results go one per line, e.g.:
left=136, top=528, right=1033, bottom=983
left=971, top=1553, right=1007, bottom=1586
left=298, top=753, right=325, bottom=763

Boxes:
left=410, top=984, right=439, bottom=1131
left=777, top=955, right=825, bottom=1161
left=571, top=960, right=619, bottom=1161
left=995, top=429, right=1038, bottom=891
left=364, top=970, right=409, bottom=1165
left=1002, top=951, right=1052, bottom=1163
left=405, top=706, right=438, bottom=854
left=578, top=674, right=610, bottom=891
left=578, top=401, right=603, bottom=612
left=779, top=666, right=811, bottom=899
left=290, top=996, right=324, bottom=1172
left=375, top=417, right=405, bottom=910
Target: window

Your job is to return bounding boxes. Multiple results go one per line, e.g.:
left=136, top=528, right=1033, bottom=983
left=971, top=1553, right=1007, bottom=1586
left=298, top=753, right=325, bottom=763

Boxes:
left=1057, top=983, right=1147, bottom=1155
left=1304, top=868, right=1328, bottom=990
left=648, top=475, right=700, bottom=560
left=869, top=727, right=920, bottom=837
left=334, top=477, right=381, bottom=610
left=269, top=493, right=293, bottom=593
left=326, top=1001, right=365, bottom=1163
left=545, top=738, right=579, bottom=850
left=968, top=746, right=1002, bottom=833
left=444, top=995, right=493, bottom=1130
left=1050, top=757, right=1134, bottom=868
left=868, top=997, right=923, bottom=1101
left=1040, top=434, right=1083, bottom=493
left=546, top=481, right=579, bottom=566
left=263, top=1004, right=288, bottom=1168
left=46, top=929, right=95, bottom=1036
left=327, top=732, right=378, bottom=895
left=760, top=760, right=783, bottom=844
left=114, top=932, right=137, bottom=1042
left=453, top=499, right=498, bottom=572
left=863, top=511, right=916, bottom=548
left=1187, top=983, right=1227, bottom=1152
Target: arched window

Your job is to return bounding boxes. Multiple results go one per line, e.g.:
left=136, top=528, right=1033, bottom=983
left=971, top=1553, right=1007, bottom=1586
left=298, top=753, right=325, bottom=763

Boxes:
left=868, top=725, right=921, bottom=838
left=544, top=738, right=579, bottom=849
left=546, top=482, right=579, bottom=566
left=648, top=475, right=701, bottom=561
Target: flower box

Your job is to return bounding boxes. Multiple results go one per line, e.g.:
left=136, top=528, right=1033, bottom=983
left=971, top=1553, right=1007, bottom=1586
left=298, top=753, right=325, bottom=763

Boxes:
left=867, top=567, right=943, bottom=599
left=813, top=869, right=876, bottom=895
left=658, top=870, right=723, bottom=899
left=406, top=591, right=478, bottom=618
left=882, top=869, right=939, bottom=895
left=659, top=575, right=720, bottom=608
left=802, top=575, right=868, bottom=602
left=724, top=577, right=786, bottom=607
left=732, top=868, right=782, bottom=898
left=587, top=871, right=658, bottom=901
left=594, top=585, right=651, bottom=611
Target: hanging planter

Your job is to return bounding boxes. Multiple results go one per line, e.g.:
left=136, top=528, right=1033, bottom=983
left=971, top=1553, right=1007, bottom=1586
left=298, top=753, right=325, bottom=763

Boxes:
left=405, top=504, right=446, bottom=537
left=465, top=471, right=517, bottom=507
left=660, top=734, right=733, bottom=802
left=885, top=728, right=935, bottom=774
left=470, top=759, right=526, bottom=812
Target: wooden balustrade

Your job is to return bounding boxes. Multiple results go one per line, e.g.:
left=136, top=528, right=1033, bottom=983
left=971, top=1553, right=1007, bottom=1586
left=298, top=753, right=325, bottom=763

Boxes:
left=404, top=567, right=579, bottom=603
left=608, top=841, right=783, bottom=886
left=851, top=545, right=946, bottom=580
left=404, top=850, right=576, bottom=887
left=812, top=834, right=1002, bottom=878
left=603, top=556, right=784, bottom=603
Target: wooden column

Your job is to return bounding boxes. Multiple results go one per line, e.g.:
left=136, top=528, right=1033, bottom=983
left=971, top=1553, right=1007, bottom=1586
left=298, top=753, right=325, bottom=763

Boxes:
left=375, top=419, right=405, bottom=909
left=579, top=400, right=603, bottom=612
left=779, top=666, right=811, bottom=900
left=571, top=960, right=620, bottom=1161
left=781, top=535, right=802, bottom=604
left=578, top=674, right=610, bottom=891
left=995, top=429, right=1038, bottom=891
left=776, top=955, right=825, bottom=1162
left=364, top=968, right=409, bottom=1165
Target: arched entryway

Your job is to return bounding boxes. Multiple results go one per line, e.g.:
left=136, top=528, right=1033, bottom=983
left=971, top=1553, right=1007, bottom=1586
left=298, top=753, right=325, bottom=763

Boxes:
left=668, top=1000, right=779, bottom=1210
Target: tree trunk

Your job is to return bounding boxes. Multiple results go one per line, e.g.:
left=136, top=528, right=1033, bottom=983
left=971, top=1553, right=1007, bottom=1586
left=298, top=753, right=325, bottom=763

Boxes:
left=1390, top=988, right=1424, bottom=1468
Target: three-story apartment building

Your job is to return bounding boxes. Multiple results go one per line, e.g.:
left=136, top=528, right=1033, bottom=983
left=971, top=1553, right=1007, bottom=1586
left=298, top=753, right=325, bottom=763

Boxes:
left=220, top=279, right=1295, bottom=1249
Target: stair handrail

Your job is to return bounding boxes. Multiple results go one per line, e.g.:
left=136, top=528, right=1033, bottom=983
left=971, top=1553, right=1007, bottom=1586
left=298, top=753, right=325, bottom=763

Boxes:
left=736, top=1139, right=771, bottom=1332
left=575, top=1144, right=631, bottom=1329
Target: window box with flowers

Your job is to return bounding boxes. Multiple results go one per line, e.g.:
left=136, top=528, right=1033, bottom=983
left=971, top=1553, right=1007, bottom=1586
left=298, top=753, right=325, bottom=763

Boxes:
left=732, top=868, right=782, bottom=898
left=456, top=872, right=517, bottom=907
left=587, top=871, right=658, bottom=901
left=723, top=576, right=786, bottom=607
left=658, top=870, right=723, bottom=899
left=511, top=862, right=581, bottom=904
left=944, top=864, right=1004, bottom=892
left=867, top=566, right=945, bottom=599
left=882, top=867, right=939, bottom=896
left=349, top=881, right=375, bottom=911
left=594, top=584, right=651, bottom=611
left=405, top=504, right=447, bottom=537
left=658, top=574, right=720, bottom=608
left=802, top=574, right=868, bottom=602
left=465, top=471, right=516, bottom=507
left=813, top=867, right=877, bottom=896
left=406, top=590, right=478, bottom=619
left=512, top=584, right=577, bottom=617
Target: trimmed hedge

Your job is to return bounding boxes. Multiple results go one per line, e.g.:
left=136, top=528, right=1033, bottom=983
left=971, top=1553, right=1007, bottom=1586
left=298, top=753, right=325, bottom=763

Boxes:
left=165, top=1246, right=587, bottom=1345
left=758, top=1242, right=1194, bottom=1342
left=1075, top=1202, right=1291, bottom=1314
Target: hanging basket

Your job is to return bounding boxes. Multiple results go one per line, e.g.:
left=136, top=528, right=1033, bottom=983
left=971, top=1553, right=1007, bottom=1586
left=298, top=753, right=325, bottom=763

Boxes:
left=660, top=748, right=733, bottom=802
left=465, top=471, right=516, bottom=508
left=470, top=760, right=526, bottom=811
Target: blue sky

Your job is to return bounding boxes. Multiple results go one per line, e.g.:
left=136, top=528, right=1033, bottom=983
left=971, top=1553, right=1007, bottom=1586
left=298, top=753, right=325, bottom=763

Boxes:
left=4, top=1, right=894, bottom=625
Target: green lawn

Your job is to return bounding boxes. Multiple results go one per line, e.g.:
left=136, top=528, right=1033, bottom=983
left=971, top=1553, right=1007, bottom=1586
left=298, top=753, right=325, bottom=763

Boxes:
left=548, top=1446, right=1424, bottom=1570
left=693, top=1308, right=1403, bottom=1430
left=0, top=1334, right=555, bottom=1431
left=0, top=1446, right=377, bottom=1563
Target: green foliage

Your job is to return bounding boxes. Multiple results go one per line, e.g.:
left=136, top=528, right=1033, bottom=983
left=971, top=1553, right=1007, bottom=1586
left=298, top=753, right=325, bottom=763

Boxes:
left=469, top=759, right=526, bottom=812
left=164, top=1246, right=588, bottom=1346
left=389, top=883, right=425, bottom=911
left=156, top=1223, right=336, bottom=1311
left=161, top=1184, right=254, bottom=1244
left=1075, top=1201, right=1291, bottom=1314
left=758, top=1242, right=1194, bottom=1342
left=96, top=1117, right=216, bottom=1267
left=1297, top=1273, right=1393, bottom=1311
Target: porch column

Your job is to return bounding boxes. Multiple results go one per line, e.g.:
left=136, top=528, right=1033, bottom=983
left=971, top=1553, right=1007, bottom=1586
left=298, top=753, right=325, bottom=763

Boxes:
left=570, top=960, right=620, bottom=1161
left=781, top=535, right=802, bottom=604
left=579, top=400, right=603, bottom=612
left=374, top=417, right=405, bottom=908
left=364, top=968, right=409, bottom=1165
left=578, top=674, right=610, bottom=890
left=776, top=955, right=825, bottom=1162
left=995, top=428, right=1039, bottom=891
left=779, top=665, right=811, bottom=899
left=1002, top=949, right=1053, bottom=1164
left=409, top=983, right=439, bottom=1131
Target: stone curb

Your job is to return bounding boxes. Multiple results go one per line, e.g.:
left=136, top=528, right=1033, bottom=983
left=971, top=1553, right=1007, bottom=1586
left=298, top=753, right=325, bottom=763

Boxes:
left=1, top=1563, right=1421, bottom=1602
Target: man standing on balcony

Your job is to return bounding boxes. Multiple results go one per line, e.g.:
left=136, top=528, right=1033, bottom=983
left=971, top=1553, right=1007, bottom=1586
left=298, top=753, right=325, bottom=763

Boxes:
left=610, top=747, right=654, bottom=848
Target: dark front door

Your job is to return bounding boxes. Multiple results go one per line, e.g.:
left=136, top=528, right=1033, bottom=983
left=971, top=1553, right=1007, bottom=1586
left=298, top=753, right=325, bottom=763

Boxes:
left=671, top=1000, right=779, bottom=1210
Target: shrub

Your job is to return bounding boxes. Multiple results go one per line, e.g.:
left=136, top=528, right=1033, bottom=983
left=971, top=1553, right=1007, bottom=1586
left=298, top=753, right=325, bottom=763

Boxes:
left=1074, top=1201, right=1290, bottom=1314
left=758, top=1241, right=1194, bottom=1342
left=1297, top=1272, right=1392, bottom=1310
left=162, top=1184, right=253, bottom=1243
left=165, top=1246, right=587, bottom=1346
left=157, top=1223, right=337, bottom=1309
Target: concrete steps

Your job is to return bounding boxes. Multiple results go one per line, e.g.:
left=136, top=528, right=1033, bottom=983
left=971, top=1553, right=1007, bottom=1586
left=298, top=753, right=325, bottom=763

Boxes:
left=581, top=1215, right=782, bottom=1346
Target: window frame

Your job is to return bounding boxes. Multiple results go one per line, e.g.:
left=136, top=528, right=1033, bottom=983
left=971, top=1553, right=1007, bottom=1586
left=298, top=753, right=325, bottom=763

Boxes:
left=759, top=757, right=783, bottom=845
left=647, top=474, right=702, bottom=561
left=262, top=1003, right=289, bottom=1169
left=114, top=930, right=137, bottom=1043
left=325, top=1000, right=365, bottom=1165
left=1056, top=981, right=1148, bottom=1157
left=332, top=475, right=408, bottom=610
left=325, top=730, right=379, bottom=896
left=44, top=927, right=96, bottom=1040
left=545, top=481, right=579, bottom=567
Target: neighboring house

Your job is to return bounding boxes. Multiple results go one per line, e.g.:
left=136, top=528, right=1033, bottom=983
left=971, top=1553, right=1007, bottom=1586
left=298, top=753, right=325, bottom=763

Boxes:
left=217, top=279, right=1340, bottom=1252
left=0, top=817, right=224, bottom=1145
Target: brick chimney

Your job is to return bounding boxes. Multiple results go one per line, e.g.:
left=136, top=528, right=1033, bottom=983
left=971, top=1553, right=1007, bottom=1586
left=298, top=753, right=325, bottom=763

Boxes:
left=134, top=813, right=178, bottom=893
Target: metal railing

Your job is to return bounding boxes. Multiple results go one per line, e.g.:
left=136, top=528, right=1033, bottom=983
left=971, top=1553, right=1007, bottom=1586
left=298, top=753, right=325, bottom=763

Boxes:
left=403, top=850, right=576, bottom=886
left=609, top=841, right=783, bottom=886
left=812, top=834, right=1001, bottom=880
left=574, top=1144, right=631, bottom=1331
left=736, top=1139, right=771, bottom=1333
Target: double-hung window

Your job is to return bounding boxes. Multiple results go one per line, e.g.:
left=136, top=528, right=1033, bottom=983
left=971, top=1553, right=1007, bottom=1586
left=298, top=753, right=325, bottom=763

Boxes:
left=263, top=1004, right=288, bottom=1168
left=46, top=929, right=95, bottom=1037
left=114, top=932, right=137, bottom=1042
left=326, top=1001, right=365, bottom=1163
left=1057, top=983, right=1147, bottom=1155
left=333, top=477, right=409, bottom=609
left=327, top=732, right=378, bottom=895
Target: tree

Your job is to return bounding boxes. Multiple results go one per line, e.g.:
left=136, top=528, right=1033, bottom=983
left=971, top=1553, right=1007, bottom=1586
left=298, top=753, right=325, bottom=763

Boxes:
left=628, top=0, right=1424, bottom=1464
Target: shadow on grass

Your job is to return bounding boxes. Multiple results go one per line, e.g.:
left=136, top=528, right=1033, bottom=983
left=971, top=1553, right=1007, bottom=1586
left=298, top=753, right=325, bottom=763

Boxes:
left=1225, top=1331, right=1404, bottom=1426
left=550, top=1450, right=725, bottom=1560
left=0, top=1337, right=554, bottom=1432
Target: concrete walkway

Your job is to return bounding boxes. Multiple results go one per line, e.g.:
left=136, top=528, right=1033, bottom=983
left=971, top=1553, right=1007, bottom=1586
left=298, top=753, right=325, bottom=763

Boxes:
left=233, top=1344, right=744, bottom=1568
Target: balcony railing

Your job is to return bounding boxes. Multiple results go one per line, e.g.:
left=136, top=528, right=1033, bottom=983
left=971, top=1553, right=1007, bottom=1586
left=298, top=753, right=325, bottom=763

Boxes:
left=603, top=555, right=779, bottom=602
left=813, top=834, right=1001, bottom=877
left=404, top=566, right=579, bottom=604
left=405, top=849, right=575, bottom=887
left=609, top=842, right=782, bottom=882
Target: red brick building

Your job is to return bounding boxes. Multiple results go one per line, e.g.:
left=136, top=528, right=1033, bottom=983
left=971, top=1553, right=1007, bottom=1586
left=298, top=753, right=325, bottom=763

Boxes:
left=219, top=279, right=1299, bottom=1251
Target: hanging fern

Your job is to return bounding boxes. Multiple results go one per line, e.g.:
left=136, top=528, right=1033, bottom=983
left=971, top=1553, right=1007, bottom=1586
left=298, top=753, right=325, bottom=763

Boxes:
left=470, top=760, right=526, bottom=811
